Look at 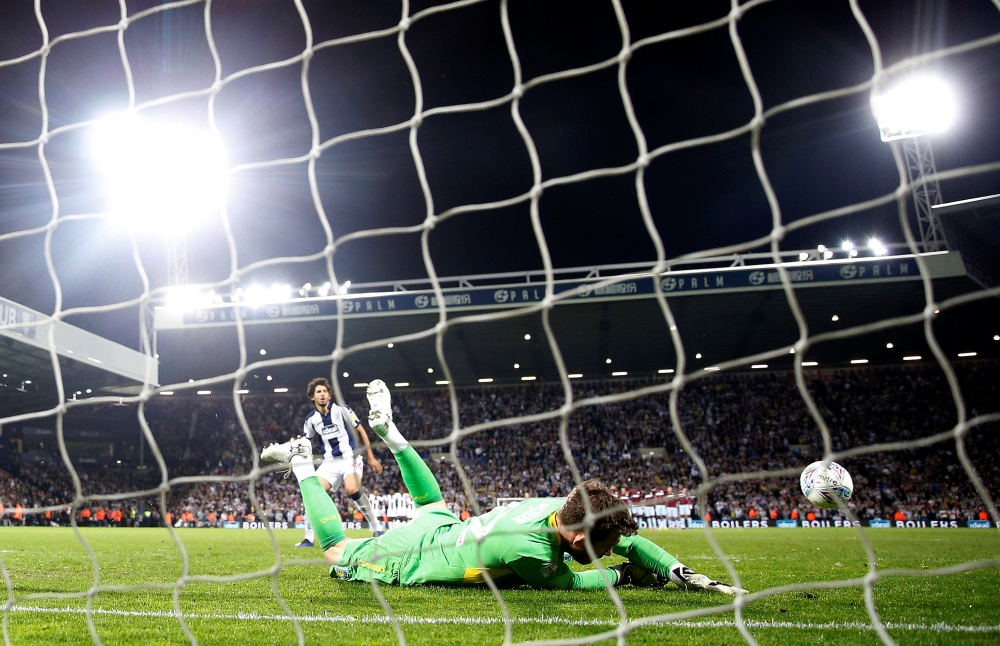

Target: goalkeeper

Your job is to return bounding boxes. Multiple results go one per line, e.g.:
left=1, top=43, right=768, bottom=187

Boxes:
left=262, top=380, right=745, bottom=593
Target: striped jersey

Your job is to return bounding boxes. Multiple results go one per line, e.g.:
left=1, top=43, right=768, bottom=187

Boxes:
left=303, top=405, right=361, bottom=460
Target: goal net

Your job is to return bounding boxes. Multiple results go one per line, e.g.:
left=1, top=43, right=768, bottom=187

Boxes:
left=2, top=1, right=1000, bottom=645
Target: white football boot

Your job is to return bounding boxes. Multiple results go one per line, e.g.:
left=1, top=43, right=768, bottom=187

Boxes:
left=260, top=436, right=312, bottom=478
left=366, top=379, right=392, bottom=434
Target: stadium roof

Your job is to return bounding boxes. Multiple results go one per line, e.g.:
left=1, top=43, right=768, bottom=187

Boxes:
left=152, top=251, right=998, bottom=396
left=933, top=194, right=1000, bottom=287
left=0, top=296, right=158, bottom=417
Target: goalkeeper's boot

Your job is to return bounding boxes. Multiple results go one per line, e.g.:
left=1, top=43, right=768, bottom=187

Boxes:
left=366, top=379, right=393, bottom=435
left=669, top=563, right=747, bottom=595
left=260, top=436, right=312, bottom=478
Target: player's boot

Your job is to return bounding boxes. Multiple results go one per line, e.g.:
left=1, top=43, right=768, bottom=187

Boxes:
left=366, top=379, right=393, bottom=435
left=365, top=378, right=413, bottom=456
left=260, top=436, right=312, bottom=478
left=294, top=538, right=314, bottom=548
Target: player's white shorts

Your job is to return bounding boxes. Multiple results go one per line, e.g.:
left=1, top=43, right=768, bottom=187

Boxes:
left=679, top=504, right=692, bottom=517
left=315, top=455, right=364, bottom=490
left=666, top=506, right=679, bottom=518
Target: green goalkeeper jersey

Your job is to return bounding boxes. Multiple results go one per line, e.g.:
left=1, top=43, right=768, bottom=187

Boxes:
left=333, top=498, right=678, bottom=589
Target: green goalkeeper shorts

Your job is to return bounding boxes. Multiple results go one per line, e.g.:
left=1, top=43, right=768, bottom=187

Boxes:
left=334, top=506, right=461, bottom=585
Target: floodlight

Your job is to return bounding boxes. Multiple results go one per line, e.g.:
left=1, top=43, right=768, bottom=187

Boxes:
left=823, top=250, right=834, bottom=260
left=242, top=285, right=266, bottom=304
left=869, top=238, right=887, bottom=256
left=798, top=252, right=809, bottom=261
left=165, top=286, right=211, bottom=311
left=841, top=240, right=854, bottom=251
left=272, top=284, right=292, bottom=300
left=873, top=75, right=956, bottom=142
left=91, top=114, right=228, bottom=231
left=343, top=372, right=349, bottom=377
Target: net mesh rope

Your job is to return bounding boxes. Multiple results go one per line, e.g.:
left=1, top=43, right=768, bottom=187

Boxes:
left=0, top=0, right=999, bottom=644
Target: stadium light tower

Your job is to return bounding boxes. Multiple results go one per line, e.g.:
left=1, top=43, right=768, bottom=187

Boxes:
left=91, top=114, right=229, bottom=286
left=872, top=75, right=956, bottom=252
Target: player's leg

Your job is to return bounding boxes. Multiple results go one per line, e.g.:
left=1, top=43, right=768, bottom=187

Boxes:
left=261, top=438, right=349, bottom=564
left=366, top=379, right=444, bottom=508
left=343, top=465, right=382, bottom=535
left=299, top=467, right=337, bottom=547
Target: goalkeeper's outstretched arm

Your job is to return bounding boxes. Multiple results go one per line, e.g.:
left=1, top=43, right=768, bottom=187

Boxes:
left=523, top=482, right=746, bottom=593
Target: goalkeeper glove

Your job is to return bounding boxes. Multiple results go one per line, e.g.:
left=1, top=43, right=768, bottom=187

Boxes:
left=668, top=563, right=747, bottom=595
left=608, top=562, right=667, bottom=587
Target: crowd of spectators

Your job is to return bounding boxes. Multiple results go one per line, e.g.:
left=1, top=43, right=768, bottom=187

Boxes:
left=1, top=363, right=997, bottom=527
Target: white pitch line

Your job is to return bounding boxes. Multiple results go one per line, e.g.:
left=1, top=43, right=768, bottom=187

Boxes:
left=6, top=606, right=1000, bottom=633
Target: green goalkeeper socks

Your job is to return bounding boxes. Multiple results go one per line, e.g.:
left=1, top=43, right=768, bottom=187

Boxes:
left=394, top=446, right=442, bottom=506
left=299, top=476, right=346, bottom=550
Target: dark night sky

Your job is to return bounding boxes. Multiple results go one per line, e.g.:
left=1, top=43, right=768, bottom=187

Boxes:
left=1, top=0, right=999, bottom=348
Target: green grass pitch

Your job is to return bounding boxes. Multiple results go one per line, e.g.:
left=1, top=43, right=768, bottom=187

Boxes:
left=2, top=527, right=998, bottom=645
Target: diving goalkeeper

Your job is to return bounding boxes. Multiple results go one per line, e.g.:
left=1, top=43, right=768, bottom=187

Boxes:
left=261, top=380, right=745, bottom=593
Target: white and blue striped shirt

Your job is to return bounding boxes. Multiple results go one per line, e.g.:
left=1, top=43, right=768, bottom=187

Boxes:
left=303, top=405, right=361, bottom=460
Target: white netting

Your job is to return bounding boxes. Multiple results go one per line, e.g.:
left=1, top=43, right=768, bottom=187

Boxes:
left=2, top=1, right=1000, bottom=645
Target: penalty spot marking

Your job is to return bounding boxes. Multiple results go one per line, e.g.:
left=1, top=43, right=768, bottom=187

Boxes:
left=8, top=606, right=1000, bottom=633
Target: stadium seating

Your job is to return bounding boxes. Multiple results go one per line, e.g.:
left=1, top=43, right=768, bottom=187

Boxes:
left=1, top=364, right=996, bottom=528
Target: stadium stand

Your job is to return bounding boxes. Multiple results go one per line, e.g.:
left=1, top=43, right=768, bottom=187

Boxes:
left=1, top=363, right=996, bottom=529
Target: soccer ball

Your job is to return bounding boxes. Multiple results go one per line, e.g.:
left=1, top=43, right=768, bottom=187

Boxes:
left=800, top=461, right=854, bottom=509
